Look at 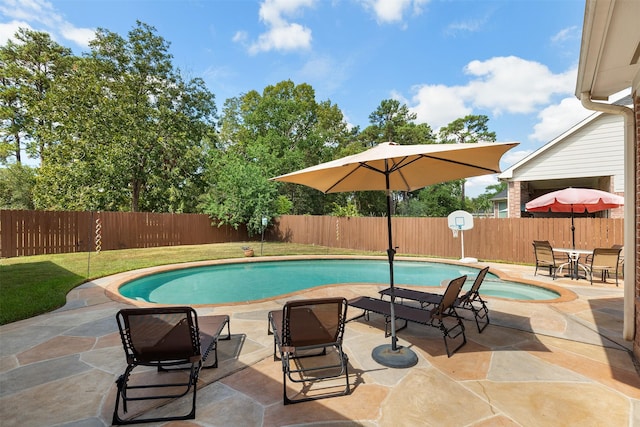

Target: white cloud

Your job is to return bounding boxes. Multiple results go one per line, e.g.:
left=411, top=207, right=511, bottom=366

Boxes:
left=529, top=97, right=592, bottom=142
left=465, top=174, right=500, bottom=197
left=551, top=25, right=579, bottom=43
left=60, top=24, right=94, bottom=47
left=501, top=149, right=532, bottom=168
left=462, top=56, right=576, bottom=114
left=407, top=84, right=471, bottom=130
left=446, top=19, right=484, bottom=35
left=360, top=0, right=429, bottom=24
left=0, top=0, right=94, bottom=48
left=0, top=20, right=31, bottom=44
left=243, top=0, right=315, bottom=54
left=402, top=56, right=578, bottom=134
left=232, top=31, right=248, bottom=43
left=249, top=22, right=312, bottom=54
left=465, top=148, right=533, bottom=197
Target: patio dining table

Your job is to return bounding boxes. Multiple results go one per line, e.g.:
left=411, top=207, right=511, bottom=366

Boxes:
left=554, top=247, right=592, bottom=280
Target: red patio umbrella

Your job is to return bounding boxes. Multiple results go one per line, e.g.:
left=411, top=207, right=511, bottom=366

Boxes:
left=525, top=187, right=623, bottom=249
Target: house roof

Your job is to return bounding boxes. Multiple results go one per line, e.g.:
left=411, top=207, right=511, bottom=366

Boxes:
left=498, top=94, right=629, bottom=181
left=490, top=189, right=507, bottom=201
left=575, top=0, right=640, bottom=100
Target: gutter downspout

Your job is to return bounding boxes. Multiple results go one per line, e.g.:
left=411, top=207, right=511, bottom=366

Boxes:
left=581, top=91, right=636, bottom=341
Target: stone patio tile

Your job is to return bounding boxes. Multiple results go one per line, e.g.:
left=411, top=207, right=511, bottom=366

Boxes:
left=0, top=354, right=93, bottom=397
left=220, top=357, right=287, bottom=406
left=196, top=383, right=265, bottom=427
left=534, top=334, right=636, bottom=372
left=0, top=369, right=113, bottom=427
left=17, top=335, right=96, bottom=365
left=487, top=350, right=589, bottom=382
left=464, top=380, right=629, bottom=427
left=378, top=366, right=496, bottom=427
left=527, top=345, right=640, bottom=399
left=263, top=383, right=387, bottom=426
left=94, top=331, right=122, bottom=350
left=415, top=338, right=491, bottom=380
left=471, top=415, right=520, bottom=426
left=64, top=315, right=119, bottom=338
left=0, top=326, right=75, bottom=357
left=0, top=355, right=18, bottom=374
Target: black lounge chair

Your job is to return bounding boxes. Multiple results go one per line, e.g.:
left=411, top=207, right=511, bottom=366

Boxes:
left=268, top=297, right=350, bottom=404
left=348, top=275, right=468, bottom=357
left=379, top=266, right=491, bottom=333
left=113, top=306, right=230, bottom=425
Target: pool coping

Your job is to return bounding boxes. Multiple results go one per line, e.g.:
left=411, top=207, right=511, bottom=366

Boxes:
left=104, top=255, right=577, bottom=307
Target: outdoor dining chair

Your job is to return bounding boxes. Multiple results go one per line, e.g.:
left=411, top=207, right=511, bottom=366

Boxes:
left=585, top=247, right=623, bottom=286
left=532, top=240, right=569, bottom=279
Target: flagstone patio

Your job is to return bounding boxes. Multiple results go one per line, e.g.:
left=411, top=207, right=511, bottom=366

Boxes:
left=0, top=259, right=638, bottom=426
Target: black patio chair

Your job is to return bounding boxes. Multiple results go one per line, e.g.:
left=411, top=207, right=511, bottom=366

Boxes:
left=349, top=275, right=468, bottom=357
left=379, top=266, right=491, bottom=333
left=113, top=306, right=230, bottom=424
left=268, top=297, right=350, bottom=404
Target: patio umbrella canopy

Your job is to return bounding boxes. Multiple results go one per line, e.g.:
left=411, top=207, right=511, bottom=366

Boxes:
left=272, top=141, right=518, bottom=367
left=525, top=187, right=624, bottom=249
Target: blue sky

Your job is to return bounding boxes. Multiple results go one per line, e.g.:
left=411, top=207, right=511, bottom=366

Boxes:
left=1, top=0, right=624, bottom=197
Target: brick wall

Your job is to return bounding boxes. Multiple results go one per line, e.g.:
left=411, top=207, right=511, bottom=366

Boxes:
left=508, top=181, right=522, bottom=218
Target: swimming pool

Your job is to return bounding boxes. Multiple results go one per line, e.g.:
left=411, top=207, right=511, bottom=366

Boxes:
left=117, top=258, right=561, bottom=304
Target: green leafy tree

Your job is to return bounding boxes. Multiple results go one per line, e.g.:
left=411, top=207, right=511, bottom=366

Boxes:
left=0, top=28, right=72, bottom=164
left=217, top=80, right=349, bottom=215
left=35, top=22, right=217, bottom=212
left=200, top=153, right=278, bottom=236
left=330, top=200, right=360, bottom=217
left=367, top=99, right=417, bottom=142
left=398, top=181, right=463, bottom=217
left=438, top=115, right=497, bottom=207
left=339, top=99, right=436, bottom=217
left=0, top=163, right=36, bottom=209
left=468, top=181, right=506, bottom=216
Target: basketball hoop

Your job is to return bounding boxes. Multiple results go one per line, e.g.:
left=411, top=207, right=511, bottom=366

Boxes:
left=447, top=210, right=474, bottom=261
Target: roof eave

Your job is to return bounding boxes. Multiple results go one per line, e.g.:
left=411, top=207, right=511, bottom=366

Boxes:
left=575, top=0, right=640, bottom=100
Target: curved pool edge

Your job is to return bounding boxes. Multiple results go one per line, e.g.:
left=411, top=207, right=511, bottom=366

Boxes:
left=104, top=255, right=577, bottom=307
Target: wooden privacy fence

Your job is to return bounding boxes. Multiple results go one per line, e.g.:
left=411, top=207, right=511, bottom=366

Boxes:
left=269, top=215, right=624, bottom=265
left=1, top=211, right=623, bottom=265
left=0, top=210, right=248, bottom=258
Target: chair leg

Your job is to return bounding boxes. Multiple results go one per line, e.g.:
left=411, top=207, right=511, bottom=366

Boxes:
left=471, top=302, right=490, bottom=333
left=112, top=363, right=200, bottom=425
left=439, top=317, right=466, bottom=357
left=282, top=349, right=350, bottom=405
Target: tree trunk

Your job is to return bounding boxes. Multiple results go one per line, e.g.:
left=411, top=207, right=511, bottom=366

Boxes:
left=131, top=179, right=140, bottom=212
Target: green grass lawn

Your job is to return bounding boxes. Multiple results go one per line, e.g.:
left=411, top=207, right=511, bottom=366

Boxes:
left=0, top=242, right=377, bottom=325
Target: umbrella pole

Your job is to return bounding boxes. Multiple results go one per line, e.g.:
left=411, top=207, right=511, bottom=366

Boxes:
left=571, top=211, right=575, bottom=250
left=371, top=169, right=418, bottom=368
left=385, top=189, right=398, bottom=351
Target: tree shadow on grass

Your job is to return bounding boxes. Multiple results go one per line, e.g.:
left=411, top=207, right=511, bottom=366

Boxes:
left=0, top=261, right=86, bottom=324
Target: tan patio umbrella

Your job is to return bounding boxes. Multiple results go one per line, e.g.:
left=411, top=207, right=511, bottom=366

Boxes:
left=272, top=141, right=518, bottom=367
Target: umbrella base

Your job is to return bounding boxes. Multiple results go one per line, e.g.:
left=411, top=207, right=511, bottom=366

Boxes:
left=371, top=344, right=418, bottom=368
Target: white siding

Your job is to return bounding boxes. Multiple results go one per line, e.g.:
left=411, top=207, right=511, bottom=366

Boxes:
left=512, top=114, right=624, bottom=192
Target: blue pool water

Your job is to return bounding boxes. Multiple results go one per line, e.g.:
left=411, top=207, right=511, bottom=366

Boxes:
left=118, top=259, right=560, bottom=304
